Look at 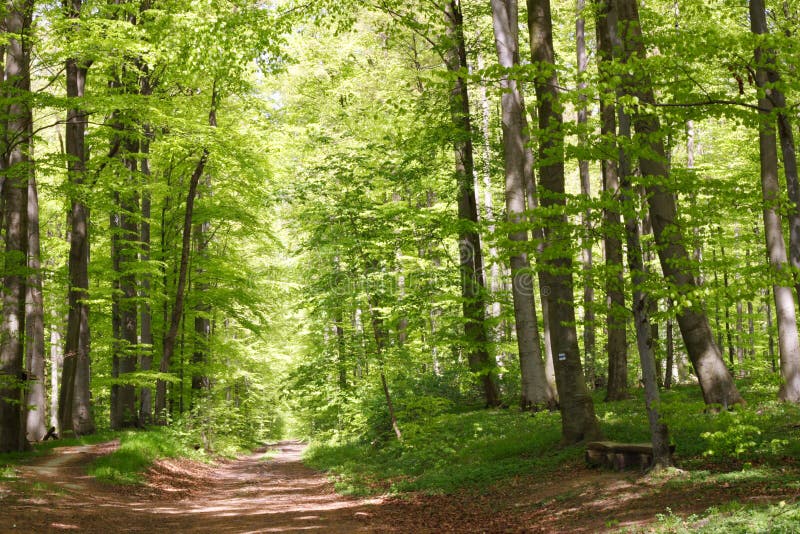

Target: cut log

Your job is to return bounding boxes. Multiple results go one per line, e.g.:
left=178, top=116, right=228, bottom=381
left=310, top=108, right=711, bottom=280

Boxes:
left=585, top=441, right=675, bottom=472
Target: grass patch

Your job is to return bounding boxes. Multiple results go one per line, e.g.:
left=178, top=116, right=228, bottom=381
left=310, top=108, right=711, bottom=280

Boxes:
left=651, top=501, right=800, bottom=533
left=304, top=408, right=573, bottom=495
left=88, top=427, right=206, bottom=484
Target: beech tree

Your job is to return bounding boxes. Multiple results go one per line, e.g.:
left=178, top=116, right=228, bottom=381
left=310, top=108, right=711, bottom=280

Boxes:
left=613, top=0, right=743, bottom=408
left=527, top=0, right=600, bottom=442
left=490, top=0, right=554, bottom=410
left=1, top=0, right=34, bottom=453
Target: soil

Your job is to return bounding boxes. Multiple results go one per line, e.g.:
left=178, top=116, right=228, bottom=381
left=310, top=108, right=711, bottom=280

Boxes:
left=1, top=440, right=798, bottom=533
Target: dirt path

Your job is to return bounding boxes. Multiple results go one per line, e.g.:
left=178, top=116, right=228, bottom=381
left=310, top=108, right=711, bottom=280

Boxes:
left=0, top=440, right=390, bottom=533
left=2, top=440, right=799, bottom=532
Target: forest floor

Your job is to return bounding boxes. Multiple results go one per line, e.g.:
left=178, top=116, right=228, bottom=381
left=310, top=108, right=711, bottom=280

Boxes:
left=1, top=439, right=798, bottom=533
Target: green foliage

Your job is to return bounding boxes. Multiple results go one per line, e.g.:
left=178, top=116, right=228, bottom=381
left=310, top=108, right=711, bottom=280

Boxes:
left=88, top=427, right=207, bottom=484
left=653, top=501, right=800, bottom=533
left=304, top=408, right=570, bottom=495
left=304, top=382, right=800, bottom=497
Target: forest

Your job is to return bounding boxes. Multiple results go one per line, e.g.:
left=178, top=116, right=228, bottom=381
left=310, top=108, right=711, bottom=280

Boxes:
left=1, top=0, right=800, bottom=531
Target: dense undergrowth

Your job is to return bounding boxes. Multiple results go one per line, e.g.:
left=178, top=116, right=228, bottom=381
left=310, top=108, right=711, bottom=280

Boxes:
left=304, top=381, right=800, bottom=497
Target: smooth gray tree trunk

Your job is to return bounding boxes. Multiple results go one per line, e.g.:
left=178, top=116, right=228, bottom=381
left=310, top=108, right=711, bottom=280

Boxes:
left=25, top=173, right=46, bottom=441
left=576, top=0, right=596, bottom=385
left=750, top=0, right=800, bottom=402
left=490, top=0, right=554, bottom=409
left=618, top=106, right=673, bottom=470
left=614, top=0, right=743, bottom=407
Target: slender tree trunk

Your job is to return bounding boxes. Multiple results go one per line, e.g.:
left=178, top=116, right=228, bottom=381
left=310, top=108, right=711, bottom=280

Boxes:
left=595, top=0, right=625, bottom=394
left=139, top=79, right=154, bottom=426
left=523, top=152, right=558, bottom=400
left=368, top=294, right=402, bottom=441
left=576, top=0, right=595, bottom=385
left=722, top=247, right=734, bottom=367
left=444, top=1, right=500, bottom=407
left=618, top=109, right=673, bottom=470
left=477, top=54, right=502, bottom=332
left=750, top=0, right=800, bottom=402
left=747, top=2, right=800, bottom=301
left=713, top=247, right=724, bottom=351
left=110, top=124, right=140, bottom=429
left=665, top=299, right=674, bottom=388
left=155, top=151, right=209, bottom=422
left=615, top=0, right=743, bottom=407
left=0, top=0, right=34, bottom=452
left=595, top=0, right=628, bottom=401
left=25, top=173, right=46, bottom=441
left=528, top=0, right=601, bottom=442
left=490, top=0, right=554, bottom=409
left=60, top=0, right=95, bottom=437
left=50, top=319, right=63, bottom=431
left=765, top=288, right=776, bottom=372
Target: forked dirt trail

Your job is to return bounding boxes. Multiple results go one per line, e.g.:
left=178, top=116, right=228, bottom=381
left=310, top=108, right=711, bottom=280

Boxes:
left=2, top=440, right=799, bottom=532
left=0, top=440, right=392, bottom=533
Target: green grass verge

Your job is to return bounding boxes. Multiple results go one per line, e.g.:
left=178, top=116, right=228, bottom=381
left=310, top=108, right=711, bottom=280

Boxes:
left=88, top=427, right=207, bottom=484
left=304, top=382, right=800, bottom=497
left=652, top=501, right=800, bottom=533
left=304, top=408, right=576, bottom=495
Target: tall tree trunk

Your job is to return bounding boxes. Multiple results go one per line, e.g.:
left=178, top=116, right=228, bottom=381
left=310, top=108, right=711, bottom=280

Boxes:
left=722, top=246, right=734, bottom=367
left=765, top=288, right=776, bottom=372
left=490, top=0, right=554, bottom=409
left=50, top=319, right=63, bottom=431
left=0, top=0, right=34, bottom=452
left=477, top=53, right=502, bottom=331
left=155, top=151, right=209, bottom=422
left=110, top=125, right=140, bottom=429
left=618, top=106, right=673, bottom=470
left=139, top=82, right=154, bottom=426
left=614, top=0, right=743, bottom=407
left=25, top=173, right=46, bottom=441
left=747, top=2, right=800, bottom=301
left=444, top=1, right=500, bottom=407
left=665, top=299, right=674, bottom=388
left=596, top=0, right=628, bottom=401
left=368, top=293, right=402, bottom=441
left=60, top=0, right=95, bottom=438
left=576, top=0, right=595, bottom=385
left=528, top=0, right=601, bottom=442
left=750, top=0, right=800, bottom=402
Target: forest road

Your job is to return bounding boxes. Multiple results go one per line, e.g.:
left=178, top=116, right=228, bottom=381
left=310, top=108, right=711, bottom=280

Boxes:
left=5, top=439, right=787, bottom=533
left=0, top=439, right=403, bottom=533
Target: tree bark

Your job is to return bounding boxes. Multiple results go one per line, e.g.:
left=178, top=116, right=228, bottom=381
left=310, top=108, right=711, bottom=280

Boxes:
left=665, top=299, right=674, bottom=388
left=191, top=103, right=216, bottom=397
left=618, top=107, right=673, bottom=470
left=750, top=0, right=800, bottom=402
left=576, top=0, right=596, bottom=385
left=155, top=151, right=209, bottom=422
left=25, top=172, right=46, bottom=441
left=596, top=0, right=628, bottom=401
left=0, top=0, right=34, bottom=452
left=490, top=0, right=554, bottom=409
left=139, top=80, right=154, bottom=426
left=60, top=0, right=95, bottom=438
left=614, top=0, right=743, bottom=407
left=444, top=1, right=500, bottom=407
left=528, top=0, right=601, bottom=443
